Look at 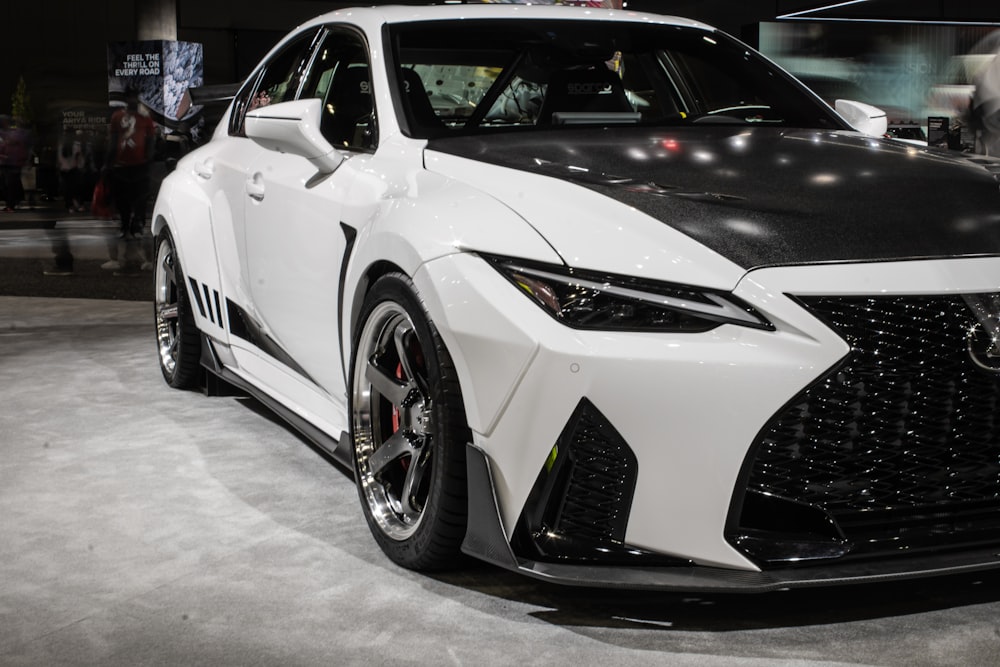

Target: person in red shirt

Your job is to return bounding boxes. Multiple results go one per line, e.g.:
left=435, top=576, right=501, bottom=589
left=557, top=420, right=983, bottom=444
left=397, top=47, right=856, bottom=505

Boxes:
left=106, top=88, right=156, bottom=237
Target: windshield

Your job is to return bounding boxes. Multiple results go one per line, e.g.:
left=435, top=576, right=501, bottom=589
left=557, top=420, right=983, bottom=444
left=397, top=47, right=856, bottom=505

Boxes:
left=388, top=19, right=845, bottom=138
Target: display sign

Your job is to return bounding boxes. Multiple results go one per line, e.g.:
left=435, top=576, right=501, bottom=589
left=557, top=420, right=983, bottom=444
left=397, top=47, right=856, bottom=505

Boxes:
left=60, top=107, right=108, bottom=136
left=927, top=116, right=949, bottom=147
left=107, top=40, right=204, bottom=138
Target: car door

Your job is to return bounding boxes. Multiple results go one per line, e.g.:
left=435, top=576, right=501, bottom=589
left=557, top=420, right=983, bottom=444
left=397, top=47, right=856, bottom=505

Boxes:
left=241, top=27, right=376, bottom=403
left=206, top=27, right=323, bottom=329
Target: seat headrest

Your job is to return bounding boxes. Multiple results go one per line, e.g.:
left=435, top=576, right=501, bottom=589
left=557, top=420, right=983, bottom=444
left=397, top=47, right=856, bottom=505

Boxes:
left=537, top=65, right=632, bottom=124
left=400, top=68, right=443, bottom=132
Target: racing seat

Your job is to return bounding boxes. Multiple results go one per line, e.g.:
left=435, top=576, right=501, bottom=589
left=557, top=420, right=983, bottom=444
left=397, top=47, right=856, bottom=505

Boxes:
left=537, top=65, right=634, bottom=124
left=400, top=67, right=444, bottom=133
left=324, top=64, right=374, bottom=149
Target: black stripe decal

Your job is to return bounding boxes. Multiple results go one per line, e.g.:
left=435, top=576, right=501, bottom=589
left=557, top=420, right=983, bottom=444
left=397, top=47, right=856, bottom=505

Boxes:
left=214, top=290, right=224, bottom=328
left=202, top=284, right=214, bottom=323
left=188, top=277, right=207, bottom=318
left=338, top=222, right=358, bottom=384
left=224, top=297, right=317, bottom=384
left=226, top=298, right=249, bottom=340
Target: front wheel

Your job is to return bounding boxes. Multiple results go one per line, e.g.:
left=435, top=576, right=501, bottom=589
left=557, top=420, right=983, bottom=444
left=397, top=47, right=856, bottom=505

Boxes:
left=154, top=229, right=201, bottom=389
left=349, top=273, right=470, bottom=571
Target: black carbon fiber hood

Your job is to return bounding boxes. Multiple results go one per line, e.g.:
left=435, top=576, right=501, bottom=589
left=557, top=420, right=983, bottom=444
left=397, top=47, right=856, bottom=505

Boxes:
left=427, top=127, right=1000, bottom=269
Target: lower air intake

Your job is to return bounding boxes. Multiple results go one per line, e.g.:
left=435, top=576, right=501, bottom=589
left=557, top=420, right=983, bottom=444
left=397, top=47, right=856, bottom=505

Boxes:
left=514, top=399, right=659, bottom=563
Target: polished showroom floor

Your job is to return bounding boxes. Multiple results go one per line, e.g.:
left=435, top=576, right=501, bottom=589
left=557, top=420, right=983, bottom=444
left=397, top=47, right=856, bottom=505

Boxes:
left=4, top=295, right=1000, bottom=666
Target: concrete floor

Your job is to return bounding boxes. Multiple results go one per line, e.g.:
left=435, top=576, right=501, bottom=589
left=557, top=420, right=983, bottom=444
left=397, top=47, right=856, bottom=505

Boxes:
left=3, top=295, right=1000, bottom=666
left=0, top=206, right=153, bottom=302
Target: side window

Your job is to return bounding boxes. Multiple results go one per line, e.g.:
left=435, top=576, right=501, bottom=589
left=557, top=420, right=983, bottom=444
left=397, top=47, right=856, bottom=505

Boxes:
left=300, top=29, right=376, bottom=151
left=229, top=28, right=321, bottom=137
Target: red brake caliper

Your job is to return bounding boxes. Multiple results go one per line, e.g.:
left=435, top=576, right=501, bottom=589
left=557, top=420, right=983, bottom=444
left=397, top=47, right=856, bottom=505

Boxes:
left=391, top=362, right=403, bottom=433
left=392, top=362, right=409, bottom=472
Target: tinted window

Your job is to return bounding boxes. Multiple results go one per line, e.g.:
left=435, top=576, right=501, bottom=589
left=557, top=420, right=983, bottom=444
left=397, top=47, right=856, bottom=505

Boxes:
left=300, top=29, right=377, bottom=151
left=229, top=28, right=321, bottom=137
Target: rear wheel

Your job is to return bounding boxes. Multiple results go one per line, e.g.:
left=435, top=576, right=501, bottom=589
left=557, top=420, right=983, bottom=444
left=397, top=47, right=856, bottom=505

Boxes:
left=349, top=273, right=469, bottom=570
left=154, top=229, right=201, bottom=389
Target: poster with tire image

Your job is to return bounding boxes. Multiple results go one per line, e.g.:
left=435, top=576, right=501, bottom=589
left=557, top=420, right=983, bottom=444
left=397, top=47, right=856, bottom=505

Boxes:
left=107, top=40, right=205, bottom=143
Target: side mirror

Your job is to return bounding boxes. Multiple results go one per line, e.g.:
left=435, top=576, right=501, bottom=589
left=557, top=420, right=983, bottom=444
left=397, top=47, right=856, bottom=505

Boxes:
left=835, top=99, right=888, bottom=138
left=245, top=98, right=343, bottom=173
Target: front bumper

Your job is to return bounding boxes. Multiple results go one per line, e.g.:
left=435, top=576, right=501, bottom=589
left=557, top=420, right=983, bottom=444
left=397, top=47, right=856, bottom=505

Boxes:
left=416, top=253, right=1000, bottom=587
left=463, top=443, right=1000, bottom=592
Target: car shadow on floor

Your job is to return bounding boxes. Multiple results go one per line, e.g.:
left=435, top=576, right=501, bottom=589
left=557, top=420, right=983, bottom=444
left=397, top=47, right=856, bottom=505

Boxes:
left=225, top=382, right=1000, bottom=640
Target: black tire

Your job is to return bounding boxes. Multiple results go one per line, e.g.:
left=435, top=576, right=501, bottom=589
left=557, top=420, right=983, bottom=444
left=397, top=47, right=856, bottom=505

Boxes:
left=154, top=229, right=202, bottom=389
left=349, top=272, right=470, bottom=570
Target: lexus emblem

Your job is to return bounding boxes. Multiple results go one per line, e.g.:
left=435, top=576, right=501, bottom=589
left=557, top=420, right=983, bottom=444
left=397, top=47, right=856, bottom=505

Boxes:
left=964, top=294, right=1000, bottom=372
left=968, top=322, right=1000, bottom=372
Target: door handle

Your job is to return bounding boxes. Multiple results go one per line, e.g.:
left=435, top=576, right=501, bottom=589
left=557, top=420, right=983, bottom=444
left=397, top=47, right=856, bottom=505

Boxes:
left=193, top=158, right=214, bottom=179
left=246, top=173, right=265, bottom=202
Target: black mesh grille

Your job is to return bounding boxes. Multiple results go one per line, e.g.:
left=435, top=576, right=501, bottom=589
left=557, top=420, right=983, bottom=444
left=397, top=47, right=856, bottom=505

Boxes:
left=554, top=406, right=637, bottom=542
left=513, top=399, right=659, bottom=564
left=734, top=294, right=1000, bottom=564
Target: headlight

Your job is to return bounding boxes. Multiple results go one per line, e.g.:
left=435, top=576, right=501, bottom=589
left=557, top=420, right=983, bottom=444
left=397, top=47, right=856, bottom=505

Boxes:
left=483, top=254, right=772, bottom=332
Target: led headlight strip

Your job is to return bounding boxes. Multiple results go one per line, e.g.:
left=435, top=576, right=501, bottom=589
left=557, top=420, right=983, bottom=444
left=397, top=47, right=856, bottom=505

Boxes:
left=483, top=254, right=773, bottom=332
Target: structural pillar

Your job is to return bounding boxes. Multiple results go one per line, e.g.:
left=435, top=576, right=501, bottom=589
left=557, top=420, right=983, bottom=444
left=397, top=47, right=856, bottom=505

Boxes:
left=137, top=0, right=178, bottom=41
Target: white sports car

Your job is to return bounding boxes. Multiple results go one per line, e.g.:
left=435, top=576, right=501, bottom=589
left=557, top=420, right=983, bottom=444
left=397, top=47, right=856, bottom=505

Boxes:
left=152, top=4, right=1000, bottom=591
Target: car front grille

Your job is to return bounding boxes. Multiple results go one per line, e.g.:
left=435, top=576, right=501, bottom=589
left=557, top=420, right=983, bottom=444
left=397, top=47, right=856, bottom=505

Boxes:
left=730, top=293, right=1000, bottom=566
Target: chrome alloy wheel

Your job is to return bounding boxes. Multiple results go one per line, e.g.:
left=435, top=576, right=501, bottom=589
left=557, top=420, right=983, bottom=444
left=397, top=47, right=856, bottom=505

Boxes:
left=154, top=236, right=182, bottom=377
left=352, top=301, right=436, bottom=541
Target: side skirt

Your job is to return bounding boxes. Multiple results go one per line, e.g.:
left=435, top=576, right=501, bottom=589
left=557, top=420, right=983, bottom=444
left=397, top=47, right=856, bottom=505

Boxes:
left=199, top=333, right=354, bottom=471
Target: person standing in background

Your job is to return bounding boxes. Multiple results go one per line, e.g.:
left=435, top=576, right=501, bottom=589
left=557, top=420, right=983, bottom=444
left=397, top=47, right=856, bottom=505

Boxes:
left=106, top=88, right=155, bottom=237
left=0, top=115, right=32, bottom=212
left=58, top=130, right=86, bottom=212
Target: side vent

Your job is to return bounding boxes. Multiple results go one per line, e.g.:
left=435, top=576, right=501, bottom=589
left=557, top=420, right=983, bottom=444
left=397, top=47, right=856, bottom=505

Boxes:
left=186, top=277, right=224, bottom=328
